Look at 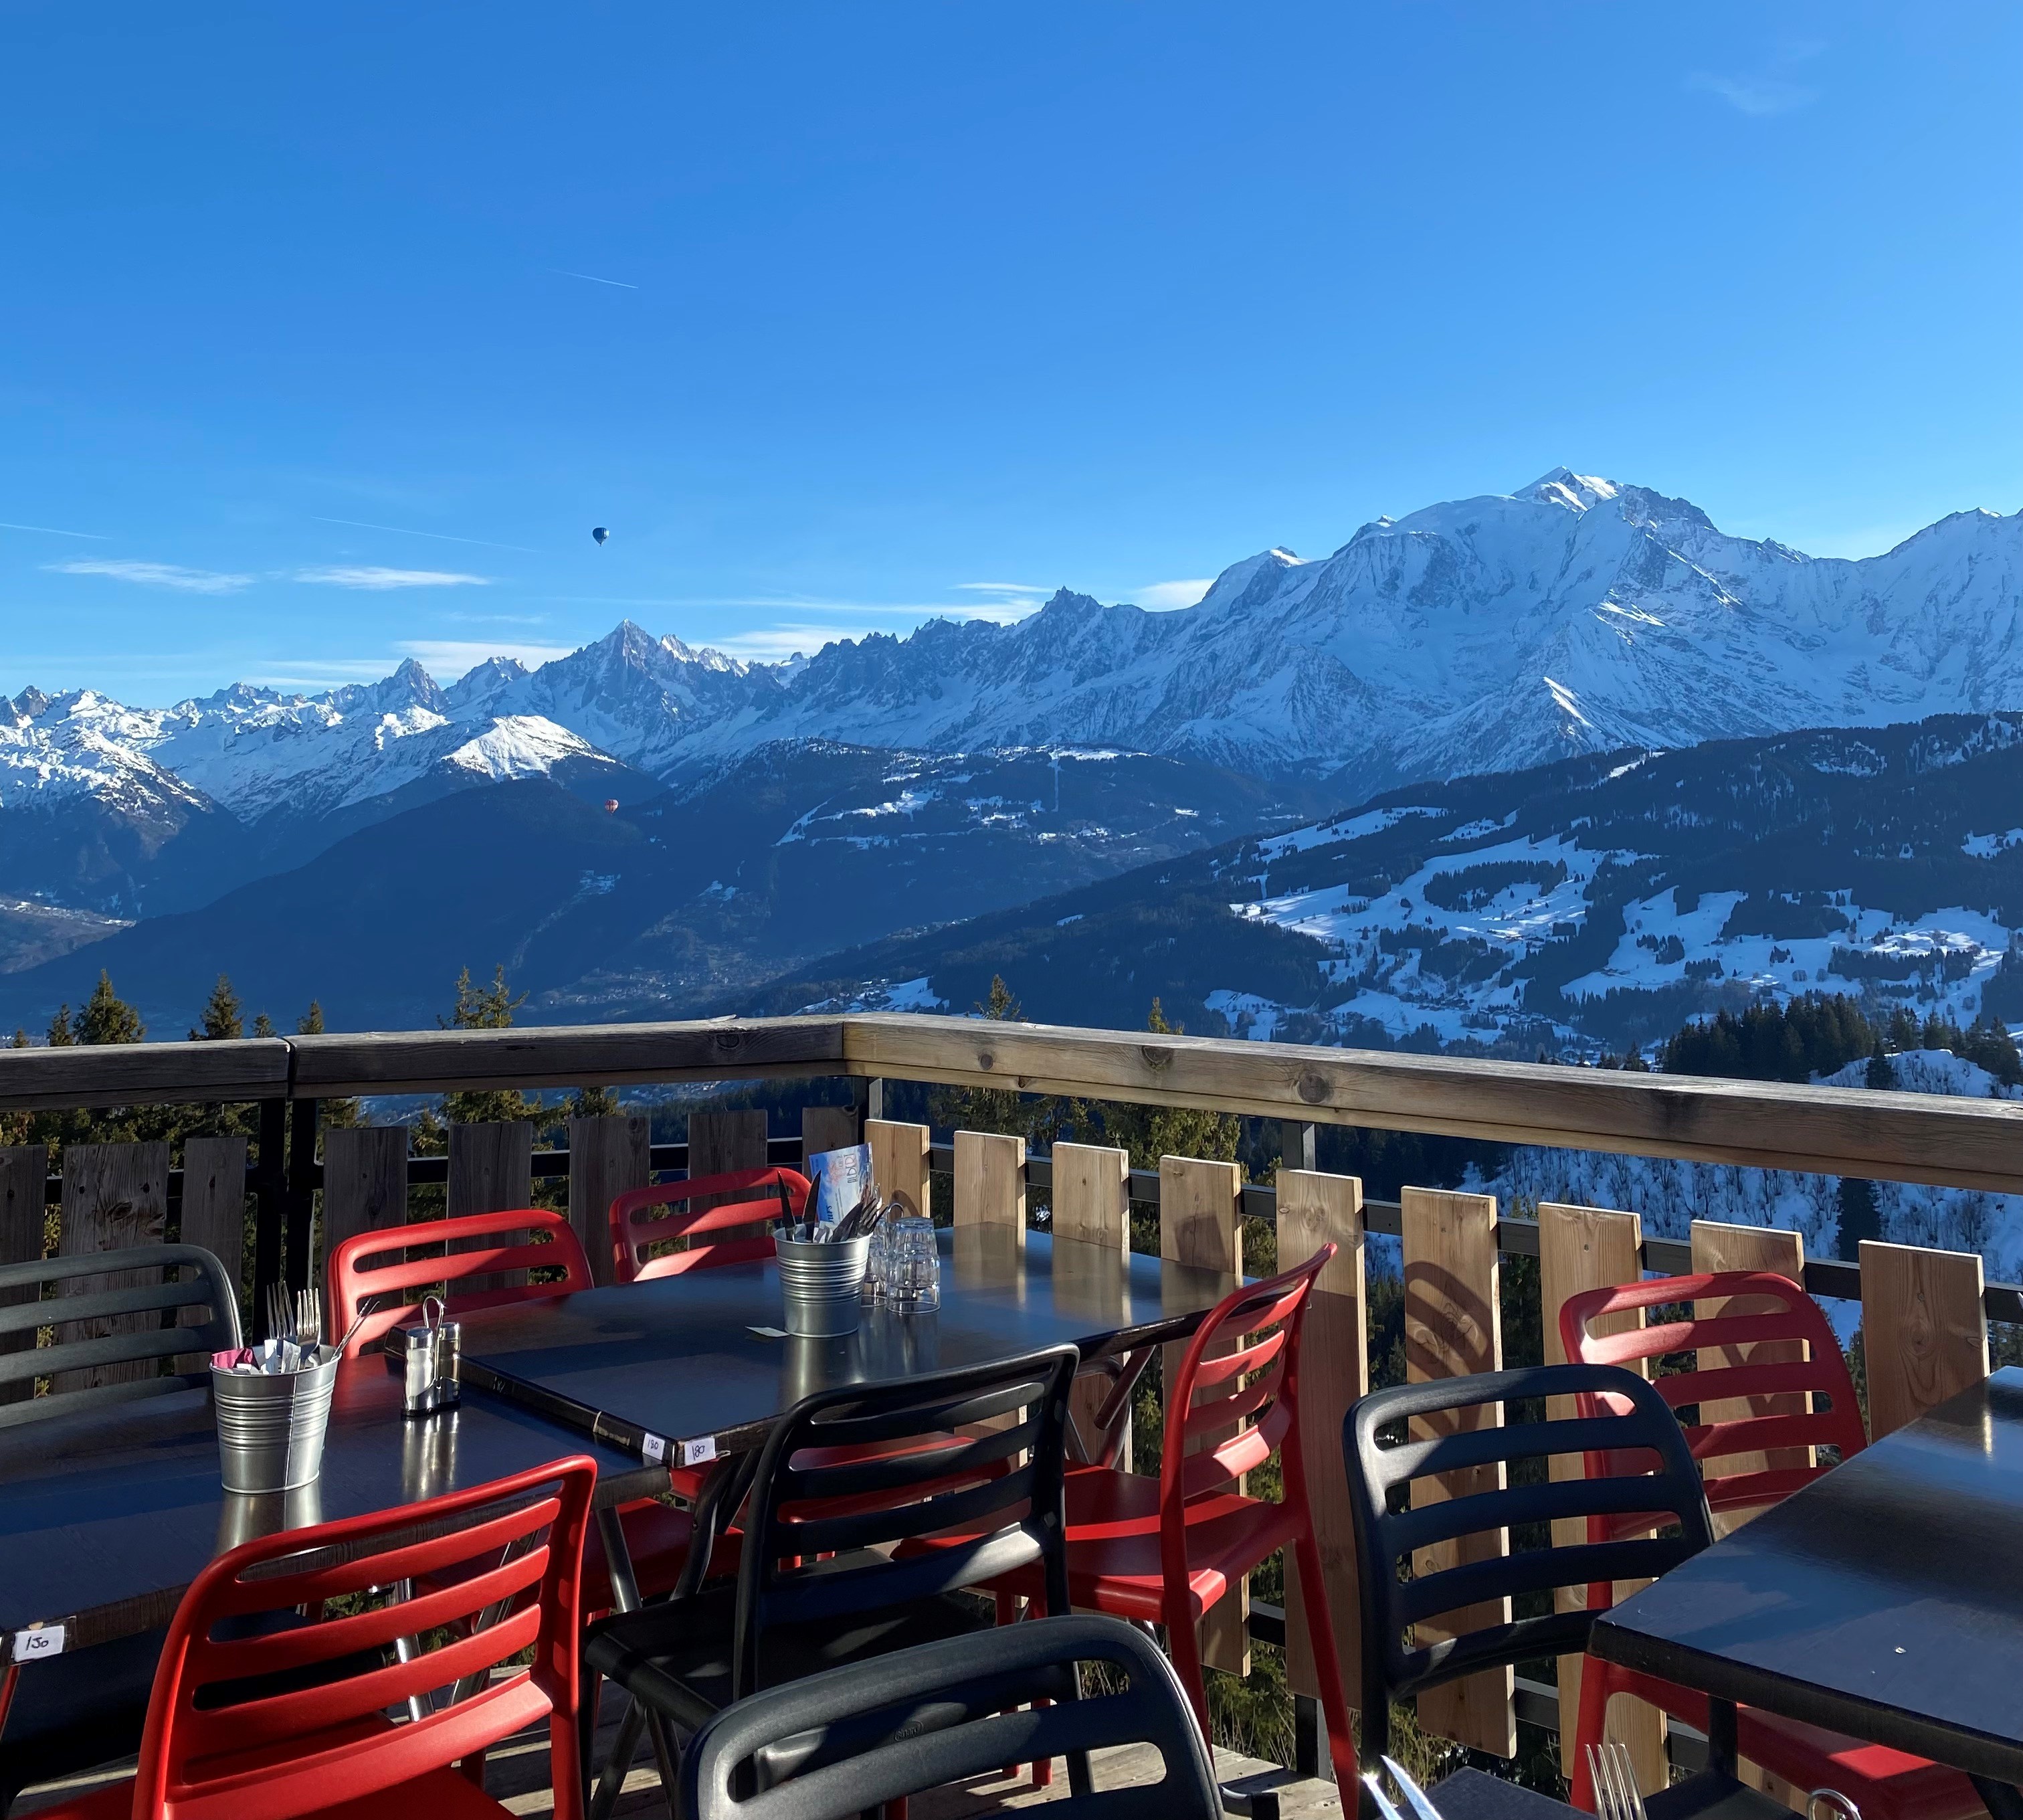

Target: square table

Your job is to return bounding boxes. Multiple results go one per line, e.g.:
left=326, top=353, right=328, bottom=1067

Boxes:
left=0, top=1358, right=662, bottom=1663
left=456, top=1226, right=1242, bottom=1465
left=1590, top=1366, right=2023, bottom=1800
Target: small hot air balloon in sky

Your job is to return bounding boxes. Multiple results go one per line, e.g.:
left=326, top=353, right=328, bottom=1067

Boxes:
left=591, top=526, right=609, bottom=546
left=604, top=798, right=619, bottom=814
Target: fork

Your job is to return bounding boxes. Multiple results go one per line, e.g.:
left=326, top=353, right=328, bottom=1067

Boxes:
left=1587, top=1740, right=1647, bottom=1820
left=265, top=1281, right=294, bottom=1346
left=294, top=1287, right=321, bottom=1353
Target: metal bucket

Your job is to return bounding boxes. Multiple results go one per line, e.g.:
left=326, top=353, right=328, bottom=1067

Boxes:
left=211, top=1356, right=339, bottom=1492
left=776, top=1235, right=869, bottom=1338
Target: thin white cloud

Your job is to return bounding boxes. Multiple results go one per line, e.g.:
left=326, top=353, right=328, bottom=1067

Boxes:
left=1687, top=70, right=1816, bottom=115
left=295, top=565, right=492, bottom=589
left=956, top=581, right=1050, bottom=596
left=1134, top=577, right=1214, bottom=611
left=710, top=625, right=858, bottom=663
left=549, top=268, right=639, bottom=290
left=47, top=558, right=254, bottom=594
left=394, top=638, right=577, bottom=672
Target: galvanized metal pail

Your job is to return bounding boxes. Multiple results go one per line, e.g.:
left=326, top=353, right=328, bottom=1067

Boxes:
left=211, top=1355, right=339, bottom=1492
left=775, top=1234, right=869, bottom=1338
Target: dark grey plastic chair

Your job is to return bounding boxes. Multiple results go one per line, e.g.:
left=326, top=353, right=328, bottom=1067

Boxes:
left=0, top=1242, right=242, bottom=1429
left=0, top=1242, right=241, bottom=1812
left=680, top=1615, right=1224, bottom=1820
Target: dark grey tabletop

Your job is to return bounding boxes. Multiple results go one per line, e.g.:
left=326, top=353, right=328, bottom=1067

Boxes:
left=458, top=1226, right=1239, bottom=1461
left=0, top=1354, right=661, bottom=1656
left=1590, top=1366, right=2023, bottom=1785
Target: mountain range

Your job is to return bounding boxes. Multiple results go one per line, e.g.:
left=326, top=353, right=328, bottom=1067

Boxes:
left=4, top=466, right=2022, bottom=1029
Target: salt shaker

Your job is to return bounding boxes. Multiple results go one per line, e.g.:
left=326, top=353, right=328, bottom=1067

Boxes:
left=398, top=1295, right=460, bottom=1417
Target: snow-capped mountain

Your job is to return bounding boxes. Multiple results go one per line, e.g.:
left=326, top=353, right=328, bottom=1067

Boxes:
left=9, top=467, right=2023, bottom=917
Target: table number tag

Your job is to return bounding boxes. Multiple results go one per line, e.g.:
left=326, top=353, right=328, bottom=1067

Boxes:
left=640, top=1433, right=667, bottom=1465
left=11, top=1623, right=65, bottom=1663
left=681, top=1435, right=718, bottom=1468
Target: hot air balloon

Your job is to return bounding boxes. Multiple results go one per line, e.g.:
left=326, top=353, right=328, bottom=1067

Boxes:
left=591, top=526, right=609, bottom=545
left=604, top=798, right=619, bottom=814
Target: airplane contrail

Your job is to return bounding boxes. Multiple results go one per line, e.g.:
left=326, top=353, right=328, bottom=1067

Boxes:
left=549, top=268, right=639, bottom=290
left=312, top=516, right=541, bottom=554
left=0, top=520, right=108, bottom=540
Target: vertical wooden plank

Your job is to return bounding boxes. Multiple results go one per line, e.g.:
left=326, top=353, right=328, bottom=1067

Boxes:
left=1161, top=1153, right=1248, bottom=1676
left=801, top=1105, right=861, bottom=1167
left=448, top=1121, right=534, bottom=1290
left=1691, top=1220, right=1811, bottom=1534
left=1051, top=1142, right=1132, bottom=1465
left=867, top=1118, right=931, bottom=1220
left=1052, top=1142, right=1129, bottom=1251
left=953, top=1131, right=1025, bottom=1239
left=55, top=1142, right=170, bottom=1394
left=0, top=1146, right=48, bottom=1408
left=320, top=1126, right=410, bottom=1263
left=1539, top=1202, right=1664, bottom=1794
left=688, top=1109, right=772, bottom=1249
left=569, top=1113, right=649, bottom=1287
left=177, top=1135, right=246, bottom=1365
left=1860, top=1239, right=1988, bottom=1439
left=1278, top=1168, right=1366, bottom=1708
left=1402, top=1185, right=1515, bottom=1758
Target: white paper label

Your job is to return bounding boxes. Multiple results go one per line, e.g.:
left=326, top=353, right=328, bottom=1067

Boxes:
left=11, top=1623, right=64, bottom=1663
left=681, top=1435, right=718, bottom=1468
left=640, top=1433, right=666, bottom=1465
left=747, top=1325, right=788, bottom=1340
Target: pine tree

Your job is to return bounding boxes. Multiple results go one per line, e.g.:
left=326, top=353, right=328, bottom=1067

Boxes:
left=74, top=973, right=144, bottom=1045
left=567, top=1084, right=621, bottom=1120
left=191, top=974, right=244, bottom=1042
left=252, top=1012, right=277, bottom=1038
left=440, top=967, right=541, bottom=1127
left=45, top=1004, right=74, bottom=1046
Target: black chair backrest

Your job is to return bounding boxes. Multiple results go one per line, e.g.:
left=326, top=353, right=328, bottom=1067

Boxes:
left=1343, top=1362, right=1714, bottom=1759
left=0, top=1243, right=243, bottom=1429
left=686, top=1615, right=1224, bottom=1820
left=733, top=1344, right=1078, bottom=1699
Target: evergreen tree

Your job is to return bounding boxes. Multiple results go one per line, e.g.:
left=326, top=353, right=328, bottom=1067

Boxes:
left=191, top=974, right=244, bottom=1042
left=252, top=1012, right=278, bottom=1038
left=567, top=1084, right=621, bottom=1121
left=45, top=1004, right=73, bottom=1046
left=74, top=973, right=144, bottom=1045
left=439, top=967, right=542, bottom=1127
left=1865, top=1044, right=1898, bottom=1090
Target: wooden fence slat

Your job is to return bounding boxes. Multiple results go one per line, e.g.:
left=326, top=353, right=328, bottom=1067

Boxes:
left=0, top=1146, right=47, bottom=1408
left=1161, top=1153, right=1247, bottom=1676
left=1860, top=1239, right=1989, bottom=1439
left=801, top=1105, right=861, bottom=1167
left=569, top=1113, right=649, bottom=1287
left=867, top=1119, right=931, bottom=1221
left=56, top=1142, right=169, bottom=1394
left=177, top=1136, right=246, bottom=1366
left=953, top=1131, right=1024, bottom=1239
left=1539, top=1202, right=1664, bottom=1793
left=1402, top=1184, right=1515, bottom=1758
left=320, top=1126, right=410, bottom=1268
left=1277, top=1168, right=1365, bottom=1708
left=1691, top=1220, right=1812, bottom=1536
left=1050, top=1142, right=1132, bottom=1465
left=690, top=1111, right=772, bottom=1250
left=448, top=1121, right=535, bottom=1291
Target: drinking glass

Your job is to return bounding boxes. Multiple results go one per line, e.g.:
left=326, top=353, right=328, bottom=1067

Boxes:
left=885, top=1213, right=940, bottom=1312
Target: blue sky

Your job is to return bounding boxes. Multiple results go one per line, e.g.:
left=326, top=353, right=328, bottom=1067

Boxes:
left=3, top=2, right=2018, bottom=704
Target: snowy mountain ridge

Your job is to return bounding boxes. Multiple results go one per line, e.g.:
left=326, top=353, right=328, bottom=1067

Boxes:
left=9, top=467, right=2023, bottom=911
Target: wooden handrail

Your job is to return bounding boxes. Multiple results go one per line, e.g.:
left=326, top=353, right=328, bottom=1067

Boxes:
left=5, top=1010, right=2023, bottom=1196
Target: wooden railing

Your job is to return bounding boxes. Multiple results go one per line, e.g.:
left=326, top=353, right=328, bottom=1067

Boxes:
left=5, top=1011, right=2018, bottom=1785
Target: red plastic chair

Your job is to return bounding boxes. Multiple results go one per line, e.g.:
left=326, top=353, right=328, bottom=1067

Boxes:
left=33, top=1455, right=597, bottom=1820
left=1562, top=1270, right=1980, bottom=1820
left=607, top=1166, right=811, bottom=1284
left=914, top=1247, right=1360, bottom=1791
left=328, top=1209, right=716, bottom=1611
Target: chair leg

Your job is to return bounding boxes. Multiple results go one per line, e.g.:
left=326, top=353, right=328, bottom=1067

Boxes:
left=1290, top=1528, right=1359, bottom=1791
left=1165, top=1597, right=1213, bottom=1745
left=1569, top=1653, right=1614, bottom=1813
left=644, top=1708, right=684, bottom=1820
left=589, top=1698, right=647, bottom=1820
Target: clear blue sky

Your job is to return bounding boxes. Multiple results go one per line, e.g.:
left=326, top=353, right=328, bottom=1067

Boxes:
left=3, top=2, right=2018, bottom=704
